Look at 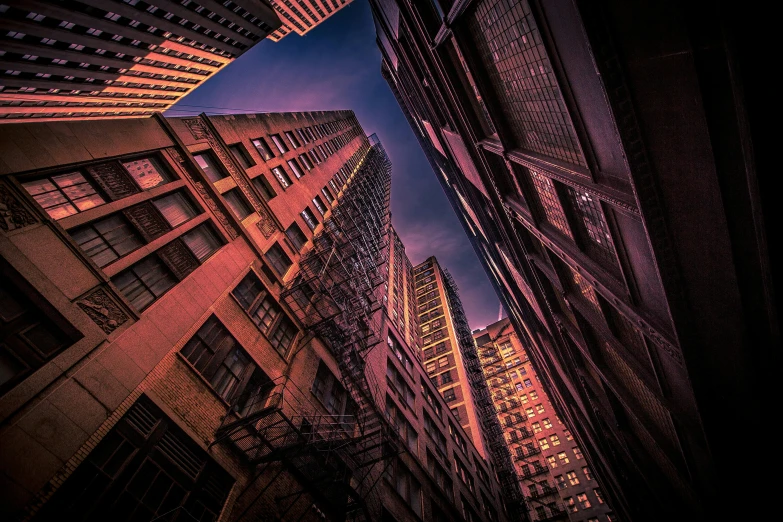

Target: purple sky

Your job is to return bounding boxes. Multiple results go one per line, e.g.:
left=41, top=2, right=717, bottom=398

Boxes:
left=166, top=1, right=501, bottom=329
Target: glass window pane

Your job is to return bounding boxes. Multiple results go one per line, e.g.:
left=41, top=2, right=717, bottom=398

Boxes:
left=121, top=158, right=170, bottom=190
left=182, top=224, right=221, bottom=262
left=153, top=192, right=198, bottom=227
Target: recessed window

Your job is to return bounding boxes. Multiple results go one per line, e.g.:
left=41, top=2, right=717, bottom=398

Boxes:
left=152, top=192, right=198, bottom=227
left=181, top=223, right=221, bottom=262
left=180, top=315, right=256, bottom=402
left=193, top=152, right=227, bottom=183
left=252, top=175, right=276, bottom=201
left=268, top=314, right=296, bottom=354
left=577, top=492, right=591, bottom=509
left=300, top=207, right=318, bottom=231
left=70, top=214, right=144, bottom=268
left=286, top=159, right=304, bottom=179
left=312, top=195, right=327, bottom=215
left=1, top=267, right=78, bottom=396
left=299, top=153, right=313, bottom=171
left=270, top=166, right=292, bottom=189
left=285, top=222, right=308, bottom=251
left=112, top=255, right=177, bottom=311
left=229, top=144, right=255, bottom=169
left=264, top=242, right=292, bottom=277
left=23, top=172, right=106, bottom=220
left=321, top=186, right=334, bottom=204
left=223, top=189, right=252, bottom=220
left=284, top=131, right=300, bottom=149
left=270, top=134, right=288, bottom=154
left=251, top=137, right=274, bottom=161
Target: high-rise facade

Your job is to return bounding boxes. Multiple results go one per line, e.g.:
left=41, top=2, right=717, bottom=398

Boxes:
left=370, top=2, right=777, bottom=521
left=385, top=225, right=420, bottom=357
left=0, top=0, right=281, bottom=122
left=0, top=110, right=508, bottom=522
left=266, top=1, right=353, bottom=41
left=414, top=256, right=487, bottom=456
left=475, top=318, right=616, bottom=522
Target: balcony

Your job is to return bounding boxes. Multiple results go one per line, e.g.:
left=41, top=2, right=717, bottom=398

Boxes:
left=513, top=447, right=542, bottom=459
left=519, top=465, right=550, bottom=479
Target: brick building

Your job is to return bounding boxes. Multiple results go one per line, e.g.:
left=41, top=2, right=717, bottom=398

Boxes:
left=475, top=318, right=615, bottom=522
left=370, top=1, right=778, bottom=521
left=0, top=110, right=508, bottom=521
left=0, top=0, right=281, bottom=122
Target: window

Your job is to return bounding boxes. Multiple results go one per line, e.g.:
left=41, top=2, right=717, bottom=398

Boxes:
left=558, top=451, right=569, bottom=464
left=577, top=493, right=591, bottom=509
left=574, top=447, right=583, bottom=460
left=387, top=333, right=413, bottom=374
left=515, top=382, right=524, bottom=392
left=529, top=390, right=538, bottom=400
left=287, top=159, right=304, bottom=179
left=555, top=475, right=566, bottom=489
left=253, top=175, right=277, bottom=201
left=271, top=166, right=292, bottom=189
left=440, top=371, right=452, bottom=385
left=35, top=397, right=234, bottom=520
left=300, top=207, right=318, bottom=231
left=268, top=315, right=296, bottom=355
left=542, top=418, right=553, bottom=430
left=321, top=187, right=334, bottom=204
left=385, top=395, right=417, bottom=452
left=284, top=131, right=300, bottom=149
left=112, top=255, right=176, bottom=311
left=567, top=471, right=579, bottom=486
left=181, top=223, right=221, bottom=262
left=223, top=189, right=253, bottom=220
left=387, top=459, right=422, bottom=518
left=443, top=387, right=456, bottom=402
left=550, top=435, right=560, bottom=446
left=520, top=393, right=529, bottom=404
left=532, top=422, right=542, bottom=433
left=386, top=360, right=415, bottom=410
left=180, top=316, right=256, bottom=402
left=312, top=195, right=327, bottom=215
left=264, top=243, right=292, bottom=277
left=270, top=134, right=288, bottom=154
left=453, top=456, right=474, bottom=492
left=312, top=361, right=355, bottom=425
left=153, top=192, right=198, bottom=227
left=71, top=214, right=143, bottom=267
left=285, top=222, right=308, bottom=251
left=538, top=438, right=549, bottom=450
left=524, top=378, right=532, bottom=387
left=525, top=407, right=535, bottom=418
left=427, top=451, right=453, bottom=501
left=547, top=456, right=557, bottom=468
left=121, top=158, right=171, bottom=190
left=251, top=137, right=274, bottom=160
left=438, top=356, right=448, bottom=368
left=231, top=272, right=283, bottom=334
left=594, top=487, right=603, bottom=503
left=299, top=154, right=313, bottom=171
left=565, top=497, right=577, bottom=513
left=1, top=267, right=77, bottom=395
left=229, top=144, right=255, bottom=169
left=565, top=429, right=573, bottom=440
left=583, top=467, right=593, bottom=481
left=535, top=403, right=545, bottom=414
left=193, top=152, right=227, bottom=183
left=23, top=172, right=106, bottom=219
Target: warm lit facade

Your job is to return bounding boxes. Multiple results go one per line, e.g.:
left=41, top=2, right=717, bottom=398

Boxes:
left=385, top=225, right=420, bottom=357
left=370, top=2, right=777, bottom=522
left=476, top=318, right=616, bottom=522
left=266, top=1, right=353, bottom=41
left=0, top=109, right=509, bottom=522
left=0, top=0, right=281, bottom=122
left=414, top=256, right=487, bottom=458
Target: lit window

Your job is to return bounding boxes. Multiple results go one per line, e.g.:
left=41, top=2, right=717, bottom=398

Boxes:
left=538, top=438, right=549, bottom=450
left=577, top=493, right=591, bottom=509
left=524, top=378, right=532, bottom=387
left=543, top=418, right=552, bottom=429
left=22, top=172, right=105, bottom=220
left=270, top=134, right=288, bottom=154
left=565, top=497, right=577, bottom=513
left=574, top=447, right=583, bottom=460
left=583, top=467, right=593, bottom=481
left=286, top=159, right=304, bottom=179
left=525, top=407, right=535, bottom=418
left=594, top=487, right=603, bottom=503
left=535, top=403, right=545, bottom=414
left=121, top=157, right=171, bottom=190
left=532, top=422, right=542, bottom=433
left=550, top=435, right=560, bottom=446
left=547, top=456, right=557, bottom=468
left=558, top=452, right=569, bottom=464
left=567, top=471, right=579, bottom=486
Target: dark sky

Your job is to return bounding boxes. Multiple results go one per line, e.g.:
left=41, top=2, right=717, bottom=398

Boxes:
left=166, top=1, right=501, bottom=329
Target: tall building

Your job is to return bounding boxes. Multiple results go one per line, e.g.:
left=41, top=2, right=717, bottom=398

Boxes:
left=0, top=0, right=281, bottom=122
left=0, top=109, right=509, bottom=522
left=414, top=256, right=487, bottom=457
left=385, top=225, right=420, bottom=357
left=414, top=256, right=527, bottom=522
left=475, top=318, right=616, bottom=522
left=267, top=1, right=353, bottom=41
left=370, top=2, right=777, bottom=521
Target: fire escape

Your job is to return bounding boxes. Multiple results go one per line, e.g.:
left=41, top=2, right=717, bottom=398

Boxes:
left=475, top=338, right=568, bottom=522
left=441, top=270, right=528, bottom=522
left=211, top=135, right=398, bottom=522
